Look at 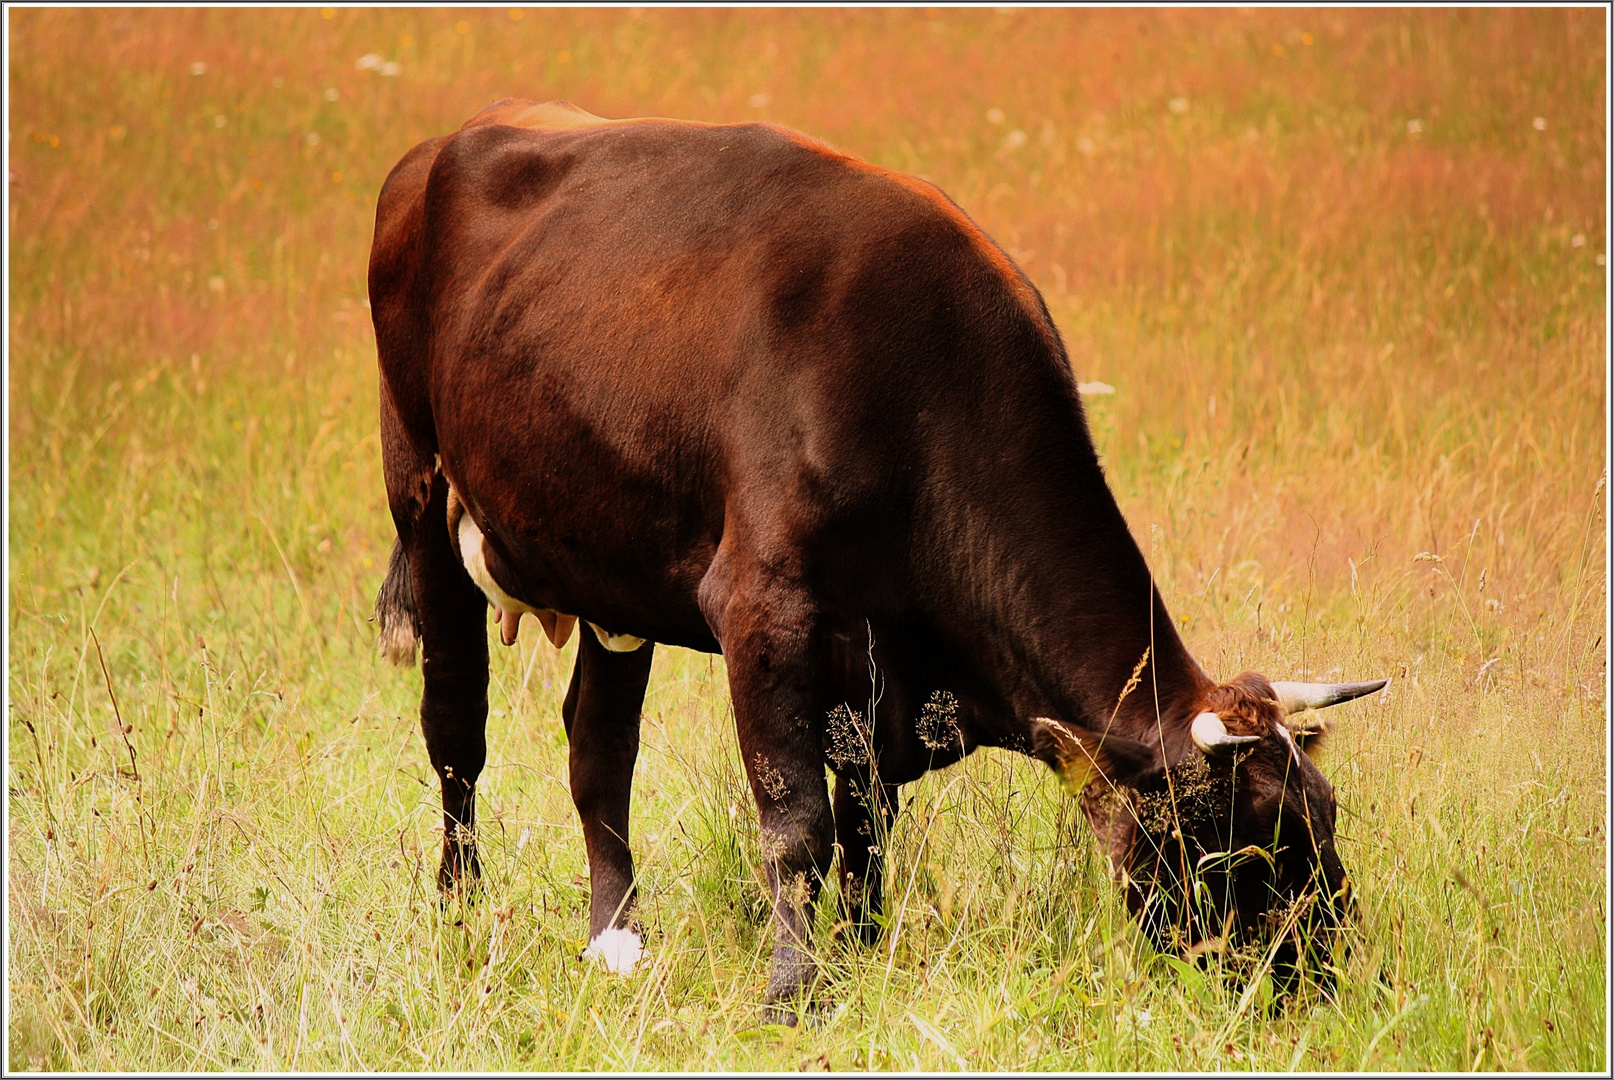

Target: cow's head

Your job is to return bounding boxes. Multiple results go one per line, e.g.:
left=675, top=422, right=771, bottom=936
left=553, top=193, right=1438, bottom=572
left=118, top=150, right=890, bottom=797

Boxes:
left=1031, top=672, right=1385, bottom=997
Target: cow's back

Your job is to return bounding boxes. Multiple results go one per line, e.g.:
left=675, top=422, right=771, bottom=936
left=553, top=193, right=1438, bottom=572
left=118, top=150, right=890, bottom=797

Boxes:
left=370, top=103, right=1075, bottom=649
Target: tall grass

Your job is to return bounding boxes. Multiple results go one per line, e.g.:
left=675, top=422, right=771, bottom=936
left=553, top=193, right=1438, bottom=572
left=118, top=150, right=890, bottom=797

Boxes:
left=7, top=8, right=1605, bottom=1071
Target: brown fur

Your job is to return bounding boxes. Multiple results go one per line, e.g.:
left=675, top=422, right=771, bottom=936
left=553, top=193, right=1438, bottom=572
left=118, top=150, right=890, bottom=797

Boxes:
left=370, top=101, right=1374, bottom=1014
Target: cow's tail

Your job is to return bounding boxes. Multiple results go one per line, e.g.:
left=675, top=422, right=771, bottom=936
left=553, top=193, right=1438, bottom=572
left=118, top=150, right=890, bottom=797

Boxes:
left=369, top=134, right=453, bottom=670
left=375, top=535, right=421, bottom=666
left=373, top=381, right=432, bottom=670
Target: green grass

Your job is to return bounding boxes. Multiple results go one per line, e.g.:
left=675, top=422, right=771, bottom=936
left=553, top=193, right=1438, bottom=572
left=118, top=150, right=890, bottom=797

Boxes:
left=7, top=8, right=1606, bottom=1071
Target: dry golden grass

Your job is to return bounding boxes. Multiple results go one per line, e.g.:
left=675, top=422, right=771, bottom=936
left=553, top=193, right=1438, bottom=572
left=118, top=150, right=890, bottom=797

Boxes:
left=7, top=8, right=1606, bottom=1071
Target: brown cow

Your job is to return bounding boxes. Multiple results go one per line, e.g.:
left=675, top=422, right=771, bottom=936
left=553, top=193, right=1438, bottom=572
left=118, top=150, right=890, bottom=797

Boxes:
left=370, top=100, right=1385, bottom=1019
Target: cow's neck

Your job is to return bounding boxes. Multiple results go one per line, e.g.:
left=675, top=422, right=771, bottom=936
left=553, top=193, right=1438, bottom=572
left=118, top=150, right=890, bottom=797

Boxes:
left=922, top=405, right=1211, bottom=744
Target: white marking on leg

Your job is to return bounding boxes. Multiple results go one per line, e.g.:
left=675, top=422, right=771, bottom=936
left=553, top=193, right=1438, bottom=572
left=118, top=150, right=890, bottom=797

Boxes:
left=582, top=927, right=645, bottom=974
left=588, top=621, right=648, bottom=652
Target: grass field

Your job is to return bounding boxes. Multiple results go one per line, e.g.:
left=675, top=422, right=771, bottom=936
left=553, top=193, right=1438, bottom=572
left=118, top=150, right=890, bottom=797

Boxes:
left=6, top=8, right=1607, bottom=1071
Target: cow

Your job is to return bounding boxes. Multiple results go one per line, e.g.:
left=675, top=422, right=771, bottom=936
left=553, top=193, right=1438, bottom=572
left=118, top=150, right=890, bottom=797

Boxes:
left=369, top=100, right=1386, bottom=1020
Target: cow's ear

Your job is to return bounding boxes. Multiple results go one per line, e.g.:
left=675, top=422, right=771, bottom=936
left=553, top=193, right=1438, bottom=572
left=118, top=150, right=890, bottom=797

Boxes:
left=1030, top=719, right=1158, bottom=793
left=1284, top=711, right=1332, bottom=758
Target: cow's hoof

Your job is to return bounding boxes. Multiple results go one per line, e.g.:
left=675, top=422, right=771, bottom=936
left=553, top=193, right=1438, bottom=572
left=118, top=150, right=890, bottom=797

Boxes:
left=436, top=854, right=482, bottom=900
left=836, top=917, right=882, bottom=949
left=759, top=998, right=836, bottom=1029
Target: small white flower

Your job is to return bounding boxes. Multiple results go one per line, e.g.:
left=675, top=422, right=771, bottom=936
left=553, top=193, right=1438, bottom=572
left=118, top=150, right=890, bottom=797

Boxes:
left=305, top=132, right=320, bottom=147
left=1596, top=253, right=1606, bottom=266
left=380, top=61, right=401, bottom=77
left=213, top=115, right=226, bottom=128
left=208, top=275, right=225, bottom=293
left=985, top=107, right=1005, bottom=125
left=1168, top=96, right=1189, bottom=115
left=190, top=61, right=207, bottom=76
left=324, top=87, right=340, bottom=102
left=1532, top=116, right=1547, bottom=131
left=356, top=53, right=383, bottom=70
left=1000, top=129, right=1027, bottom=153
left=1406, top=119, right=1423, bottom=135
left=1076, top=136, right=1096, bottom=155
left=517, top=827, right=531, bottom=850
left=1570, top=233, right=1585, bottom=247
left=747, top=92, right=771, bottom=108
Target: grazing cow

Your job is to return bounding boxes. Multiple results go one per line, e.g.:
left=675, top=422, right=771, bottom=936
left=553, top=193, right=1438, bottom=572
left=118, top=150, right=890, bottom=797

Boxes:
left=370, top=100, right=1385, bottom=1017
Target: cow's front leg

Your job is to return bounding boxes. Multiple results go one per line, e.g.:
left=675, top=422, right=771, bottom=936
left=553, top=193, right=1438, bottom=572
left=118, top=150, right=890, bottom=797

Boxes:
left=409, top=474, right=492, bottom=892
left=833, top=765, right=897, bottom=947
left=715, top=584, right=835, bottom=1022
left=562, top=624, right=655, bottom=972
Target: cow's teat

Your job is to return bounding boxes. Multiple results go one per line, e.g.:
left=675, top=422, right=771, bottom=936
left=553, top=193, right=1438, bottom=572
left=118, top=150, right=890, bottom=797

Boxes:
left=446, top=482, right=579, bottom=650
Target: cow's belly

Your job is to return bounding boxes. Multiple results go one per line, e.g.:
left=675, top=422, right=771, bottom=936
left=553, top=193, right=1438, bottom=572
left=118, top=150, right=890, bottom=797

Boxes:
left=457, top=504, right=645, bottom=652
left=442, top=444, right=723, bottom=654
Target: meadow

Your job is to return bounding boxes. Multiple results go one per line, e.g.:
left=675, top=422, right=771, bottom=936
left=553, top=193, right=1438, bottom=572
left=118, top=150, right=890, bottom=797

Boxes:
left=6, top=8, right=1606, bottom=1071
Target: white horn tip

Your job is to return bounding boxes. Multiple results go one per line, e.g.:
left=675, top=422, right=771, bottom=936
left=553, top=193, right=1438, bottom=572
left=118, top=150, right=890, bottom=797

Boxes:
left=1191, top=710, right=1262, bottom=756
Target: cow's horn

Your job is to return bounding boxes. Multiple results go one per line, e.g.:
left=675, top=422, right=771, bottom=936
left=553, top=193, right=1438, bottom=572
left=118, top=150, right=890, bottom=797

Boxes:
left=1191, top=711, right=1261, bottom=756
left=1270, top=679, right=1389, bottom=714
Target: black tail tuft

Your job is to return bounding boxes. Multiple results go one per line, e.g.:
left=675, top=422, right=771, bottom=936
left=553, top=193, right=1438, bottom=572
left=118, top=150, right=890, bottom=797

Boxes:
left=375, top=536, right=420, bottom=666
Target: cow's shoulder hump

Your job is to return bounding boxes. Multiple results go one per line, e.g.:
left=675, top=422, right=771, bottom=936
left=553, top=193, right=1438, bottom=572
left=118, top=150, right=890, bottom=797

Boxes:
left=460, top=98, right=613, bottom=133
left=458, top=98, right=723, bottom=138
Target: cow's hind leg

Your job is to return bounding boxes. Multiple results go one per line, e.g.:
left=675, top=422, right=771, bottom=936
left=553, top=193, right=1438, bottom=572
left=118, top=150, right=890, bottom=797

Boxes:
left=409, top=473, right=493, bottom=892
left=833, top=766, right=897, bottom=947
left=562, top=626, right=655, bottom=972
